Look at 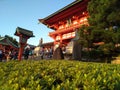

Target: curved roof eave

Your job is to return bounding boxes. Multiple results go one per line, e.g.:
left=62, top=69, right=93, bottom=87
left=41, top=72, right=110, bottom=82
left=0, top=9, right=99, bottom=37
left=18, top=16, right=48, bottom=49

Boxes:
left=39, top=0, right=83, bottom=24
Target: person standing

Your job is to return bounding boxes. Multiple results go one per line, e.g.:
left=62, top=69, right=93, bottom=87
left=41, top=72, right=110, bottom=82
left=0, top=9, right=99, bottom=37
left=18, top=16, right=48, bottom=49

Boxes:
left=52, top=45, right=64, bottom=60
left=0, top=49, right=3, bottom=62
left=40, top=47, right=44, bottom=60
left=24, top=48, right=30, bottom=60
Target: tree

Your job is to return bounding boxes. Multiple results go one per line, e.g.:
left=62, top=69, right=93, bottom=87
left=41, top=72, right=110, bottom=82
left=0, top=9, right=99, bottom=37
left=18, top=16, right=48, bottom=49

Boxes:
left=78, top=25, right=93, bottom=61
left=88, top=0, right=120, bottom=27
left=78, top=0, right=120, bottom=62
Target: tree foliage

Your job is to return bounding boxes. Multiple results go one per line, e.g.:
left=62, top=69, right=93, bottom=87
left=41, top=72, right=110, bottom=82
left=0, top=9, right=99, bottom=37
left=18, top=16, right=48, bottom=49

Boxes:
left=78, top=0, right=120, bottom=62
left=88, top=0, right=120, bottom=27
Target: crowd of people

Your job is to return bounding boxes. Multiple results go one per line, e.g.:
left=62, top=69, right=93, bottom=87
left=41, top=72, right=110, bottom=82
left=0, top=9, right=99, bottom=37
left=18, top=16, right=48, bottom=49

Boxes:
left=40, top=47, right=53, bottom=59
left=0, top=44, right=66, bottom=61
left=24, top=45, right=66, bottom=60
left=23, top=46, right=54, bottom=60
left=0, top=49, right=18, bottom=62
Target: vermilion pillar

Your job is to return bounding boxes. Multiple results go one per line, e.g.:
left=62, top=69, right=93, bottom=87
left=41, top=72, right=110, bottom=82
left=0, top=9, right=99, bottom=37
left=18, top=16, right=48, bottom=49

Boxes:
left=18, top=44, right=25, bottom=60
left=18, top=36, right=28, bottom=61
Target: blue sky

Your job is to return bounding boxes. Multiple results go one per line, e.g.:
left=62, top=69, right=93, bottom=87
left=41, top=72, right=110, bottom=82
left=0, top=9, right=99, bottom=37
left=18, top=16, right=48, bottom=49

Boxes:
left=0, top=0, right=74, bottom=46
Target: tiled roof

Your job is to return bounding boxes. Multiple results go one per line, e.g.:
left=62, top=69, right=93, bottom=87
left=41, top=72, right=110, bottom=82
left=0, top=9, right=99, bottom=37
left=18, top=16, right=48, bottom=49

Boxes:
left=15, top=27, right=35, bottom=37
left=40, top=0, right=82, bottom=22
left=0, top=37, right=18, bottom=48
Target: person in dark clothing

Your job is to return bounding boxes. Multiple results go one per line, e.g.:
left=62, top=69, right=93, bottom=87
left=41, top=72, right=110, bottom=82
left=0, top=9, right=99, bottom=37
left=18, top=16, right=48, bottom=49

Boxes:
left=0, top=49, right=3, bottom=62
left=24, top=48, right=29, bottom=60
left=40, top=47, right=44, bottom=60
left=13, top=50, right=18, bottom=60
left=52, top=46, right=64, bottom=60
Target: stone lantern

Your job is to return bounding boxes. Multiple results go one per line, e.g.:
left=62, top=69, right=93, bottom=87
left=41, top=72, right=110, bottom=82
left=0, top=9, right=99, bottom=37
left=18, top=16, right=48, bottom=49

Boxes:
left=14, top=27, right=34, bottom=60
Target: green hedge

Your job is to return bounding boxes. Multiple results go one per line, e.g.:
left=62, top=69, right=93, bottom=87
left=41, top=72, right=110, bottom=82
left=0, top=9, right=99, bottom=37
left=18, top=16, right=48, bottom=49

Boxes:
left=0, top=60, right=120, bottom=90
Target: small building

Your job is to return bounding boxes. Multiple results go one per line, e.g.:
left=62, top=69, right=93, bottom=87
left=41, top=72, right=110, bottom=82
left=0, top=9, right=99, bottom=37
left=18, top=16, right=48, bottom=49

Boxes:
left=0, top=37, right=18, bottom=60
left=0, top=37, right=18, bottom=52
left=41, top=42, right=54, bottom=48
